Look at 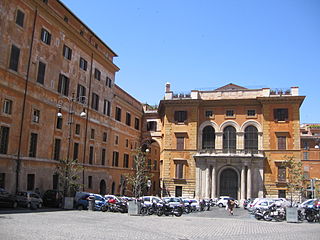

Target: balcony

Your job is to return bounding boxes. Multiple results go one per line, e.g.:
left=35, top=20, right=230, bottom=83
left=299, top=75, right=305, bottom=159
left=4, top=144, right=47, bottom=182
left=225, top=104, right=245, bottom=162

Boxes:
left=195, top=149, right=264, bottom=158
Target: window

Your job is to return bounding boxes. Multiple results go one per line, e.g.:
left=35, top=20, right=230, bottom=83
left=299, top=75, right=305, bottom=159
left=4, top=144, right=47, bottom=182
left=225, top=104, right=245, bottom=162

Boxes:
left=304, top=166, right=310, bottom=179
left=79, top=57, right=87, bottom=71
left=303, top=152, right=309, bottom=160
left=202, top=126, right=215, bottom=149
left=36, top=61, right=46, bottom=84
left=126, top=112, right=131, bottom=126
left=226, top=110, right=234, bottom=117
left=52, top=174, right=59, bottom=190
left=101, top=148, right=106, bottom=165
left=247, top=110, right=256, bottom=116
left=76, top=84, right=86, bottom=103
left=153, top=160, right=157, bottom=170
left=0, top=173, right=5, bottom=189
left=303, top=141, right=309, bottom=150
left=277, top=136, right=286, bottom=150
left=103, top=100, right=111, bottom=116
left=73, top=142, right=79, bottom=161
left=3, top=99, right=12, bottom=115
left=134, top=118, right=140, bottom=130
left=103, top=132, right=107, bottom=142
left=29, top=133, right=38, bottom=157
left=106, top=77, right=112, bottom=88
left=16, top=9, right=25, bottom=27
left=63, top=45, right=72, bottom=60
left=0, top=126, right=10, bottom=154
left=91, top=93, right=99, bottom=111
left=278, top=190, right=286, bottom=198
left=223, top=126, right=236, bottom=152
left=148, top=159, right=152, bottom=170
left=64, top=16, right=68, bottom=23
left=147, top=121, right=157, bottom=131
left=94, top=68, right=101, bottom=80
left=115, top=107, right=121, bottom=121
left=9, top=44, right=20, bottom=71
left=88, top=176, right=92, bottom=189
left=27, top=174, right=35, bottom=191
left=174, top=111, right=187, bottom=123
left=40, top=28, right=51, bottom=45
left=32, top=109, right=40, bottom=123
left=89, top=146, right=94, bottom=164
left=244, top=126, right=258, bottom=151
left=42, top=0, right=48, bottom=4
left=176, top=137, right=184, bottom=150
left=58, top=74, right=69, bottom=96
left=75, top=124, right=80, bottom=135
left=274, top=108, right=288, bottom=121
left=112, top=151, right=119, bottom=167
left=115, top=135, right=119, bottom=145
left=205, top=111, right=213, bottom=118
left=123, top=154, right=129, bottom=168
left=175, top=163, right=184, bottom=179
left=53, top=139, right=61, bottom=160
left=90, top=128, right=95, bottom=139
left=278, top=166, right=286, bottom=182
left=175, top=186, right=182, bottom=197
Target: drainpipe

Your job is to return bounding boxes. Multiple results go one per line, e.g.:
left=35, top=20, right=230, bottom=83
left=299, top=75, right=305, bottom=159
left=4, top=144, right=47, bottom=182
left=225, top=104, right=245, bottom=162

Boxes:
left=82, top=52, right=93, bottom=191
left=16, top=8, right=38, bottom=193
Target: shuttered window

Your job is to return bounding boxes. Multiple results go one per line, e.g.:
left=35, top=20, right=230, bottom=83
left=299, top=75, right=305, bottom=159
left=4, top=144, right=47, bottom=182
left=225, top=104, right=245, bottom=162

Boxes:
left=278, top=166, right=286, bottom=182
left=37, top=61, right=46, bottom=84
left=274, top=109, right=288, bottom=121
left=9, top=45, right=20, bottom=72
left=29, top=133, right=38, bottom=157
left=16, top=10, right=25, bottom=27
left=277, top=136, right=286, bottom=150
left=176, top=137, right=184, bottom=150
left=40, top=28, right=51, bottom=45
left=58, top=74, right=69, bottom=96
left=174, top=111, right=187, bottom=123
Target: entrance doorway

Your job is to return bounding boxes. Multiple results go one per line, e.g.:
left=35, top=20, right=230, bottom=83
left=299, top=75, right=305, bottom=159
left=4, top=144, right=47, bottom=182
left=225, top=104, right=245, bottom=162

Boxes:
left=99, top=180, right=106, bottom=195
left=219, top=168, right=238, bottom=199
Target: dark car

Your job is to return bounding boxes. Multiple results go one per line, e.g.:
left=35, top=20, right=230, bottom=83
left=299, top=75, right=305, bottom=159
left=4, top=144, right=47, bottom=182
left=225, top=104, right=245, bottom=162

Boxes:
left=76, top=194, right=106, bottom=210
left=42, top=190, right=63, bottom=208
left=16, top=191, right=43, bottom=208
left=0, top=188, right=18, bottom=208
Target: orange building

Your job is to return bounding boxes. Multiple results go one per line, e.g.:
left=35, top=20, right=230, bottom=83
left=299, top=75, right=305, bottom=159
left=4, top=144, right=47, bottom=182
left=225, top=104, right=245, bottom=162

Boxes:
left=158, top=83, right=304, bottom=201
left=0, top=0, right=159, bottom=196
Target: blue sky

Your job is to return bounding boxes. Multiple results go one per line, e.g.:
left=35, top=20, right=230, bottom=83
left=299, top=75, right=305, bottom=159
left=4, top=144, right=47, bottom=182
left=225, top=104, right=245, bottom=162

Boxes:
left=61, top=0, right=320, bottom=123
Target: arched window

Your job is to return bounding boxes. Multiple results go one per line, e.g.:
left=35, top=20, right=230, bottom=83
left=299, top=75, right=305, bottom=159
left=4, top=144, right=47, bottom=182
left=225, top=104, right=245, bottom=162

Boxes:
left=202, top=126, right=215, bottom=149
left=244, top=126, right=258, bottom=152
left=223, top=126, right=236, bottom=152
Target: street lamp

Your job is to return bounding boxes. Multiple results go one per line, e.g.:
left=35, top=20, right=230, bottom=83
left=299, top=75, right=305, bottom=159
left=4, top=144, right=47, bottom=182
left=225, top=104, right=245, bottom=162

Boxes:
left=57, top=93, right=87, bottom=198
left=147, top=179, right=152, bottom=196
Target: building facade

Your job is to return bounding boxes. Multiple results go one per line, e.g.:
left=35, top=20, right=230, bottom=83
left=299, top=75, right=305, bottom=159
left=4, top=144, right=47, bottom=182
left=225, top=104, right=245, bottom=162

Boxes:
left=0, top=0, right=160, bottom=196
left=158, top=83, right=304, bottom=202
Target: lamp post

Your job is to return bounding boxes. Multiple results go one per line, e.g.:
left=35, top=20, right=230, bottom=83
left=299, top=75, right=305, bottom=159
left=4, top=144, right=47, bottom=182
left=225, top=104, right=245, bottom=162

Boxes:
left=147, top=179, right=152, bottom=196
left=57, top=93, right=87, bottom=199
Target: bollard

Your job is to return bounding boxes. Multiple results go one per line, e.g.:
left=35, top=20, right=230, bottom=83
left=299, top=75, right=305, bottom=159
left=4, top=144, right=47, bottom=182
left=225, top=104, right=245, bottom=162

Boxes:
left=88, top=196, right=95, bottom=211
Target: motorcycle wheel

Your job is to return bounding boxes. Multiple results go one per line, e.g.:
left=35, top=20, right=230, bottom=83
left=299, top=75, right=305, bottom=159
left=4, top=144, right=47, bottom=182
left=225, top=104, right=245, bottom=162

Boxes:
left=157, top=209, right=163, bottom=216
left=263, top=212, right=272, bottom=221
left=174, top=208, right=183, bottom=217
left=140, top=207, right=147, bottom=216
left=101, top=205, right=107, bottom=212
left=147, top=208, right=154, bottom=215
left=254, top=213, right=262, bottom=220
left=306, top=214, right=315, bottom=222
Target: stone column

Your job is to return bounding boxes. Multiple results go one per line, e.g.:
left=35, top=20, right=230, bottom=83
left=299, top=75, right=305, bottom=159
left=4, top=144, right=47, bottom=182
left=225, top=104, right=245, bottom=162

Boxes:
left=247, top=165, right=252, bottom=199
left=195, top=166, right=201, bottom=199
left=201, top=166, right=206, bottom=199
left=258, top=167, right=264, bottom=198
left=215, top=132, right=223, bottom=150
left=211, top=165, right=216, bottom=199
left=241, top=165, right=246, bottom=201
left=205, top=167, right=210, bottom=198
left=237, top=132, right=244, bottom=150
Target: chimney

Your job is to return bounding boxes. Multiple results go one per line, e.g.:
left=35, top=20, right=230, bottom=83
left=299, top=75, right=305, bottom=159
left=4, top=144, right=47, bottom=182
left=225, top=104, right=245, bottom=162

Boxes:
left=165, top=82, right=171, bottom=93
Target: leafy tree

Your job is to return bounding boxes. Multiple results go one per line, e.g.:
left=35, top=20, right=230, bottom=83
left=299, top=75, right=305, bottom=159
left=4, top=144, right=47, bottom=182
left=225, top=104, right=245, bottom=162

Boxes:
left=125, top=147, right=152, bottom=198
left=56, top=158, right=83, bottom=198
left=281, top=156, right=305, bottom=205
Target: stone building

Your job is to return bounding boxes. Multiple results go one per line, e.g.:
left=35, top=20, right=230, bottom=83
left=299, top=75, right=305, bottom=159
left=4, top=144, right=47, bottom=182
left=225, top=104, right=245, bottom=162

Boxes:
left=300, top=123, right=320, bottom=198
left=158, top=83, right=304, bottom=201
left=0, top=0, right=160, bottom=196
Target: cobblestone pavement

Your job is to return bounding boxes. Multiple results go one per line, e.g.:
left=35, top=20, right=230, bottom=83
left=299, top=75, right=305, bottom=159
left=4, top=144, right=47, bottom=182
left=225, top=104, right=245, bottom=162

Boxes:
left=0, top=207, right=319, bottom=240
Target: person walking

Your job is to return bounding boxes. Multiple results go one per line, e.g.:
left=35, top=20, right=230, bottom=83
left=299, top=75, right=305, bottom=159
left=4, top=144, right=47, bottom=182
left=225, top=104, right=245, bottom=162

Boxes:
left=227, top=198, right=235, bottom=215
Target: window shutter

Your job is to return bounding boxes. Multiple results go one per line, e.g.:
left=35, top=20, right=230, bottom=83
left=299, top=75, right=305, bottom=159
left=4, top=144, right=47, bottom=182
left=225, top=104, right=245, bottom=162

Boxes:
left=65, top=77, right=69, bottom=96
left=284, top=109, right=288, bottom=121
left=174, top=111, right=178, bottom=121
left=58, top=74, right=62, bottom=93
left=273, top=109, right=277, bottom=120
left=47, top=32, right=51, bottom=45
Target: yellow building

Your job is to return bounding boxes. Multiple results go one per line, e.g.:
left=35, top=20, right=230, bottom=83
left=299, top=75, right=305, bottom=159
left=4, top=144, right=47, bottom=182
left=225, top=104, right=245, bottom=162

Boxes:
left=158, top=83, right=304, bottom=201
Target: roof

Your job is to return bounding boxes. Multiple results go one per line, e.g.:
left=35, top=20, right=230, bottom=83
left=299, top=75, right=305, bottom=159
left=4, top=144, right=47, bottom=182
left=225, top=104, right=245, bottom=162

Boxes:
left=214, top=83, right=248, bottom=91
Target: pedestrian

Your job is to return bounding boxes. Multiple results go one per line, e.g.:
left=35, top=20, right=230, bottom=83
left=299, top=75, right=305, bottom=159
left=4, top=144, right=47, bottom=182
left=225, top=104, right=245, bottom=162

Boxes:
left=227, top=198, right=235, bottom=215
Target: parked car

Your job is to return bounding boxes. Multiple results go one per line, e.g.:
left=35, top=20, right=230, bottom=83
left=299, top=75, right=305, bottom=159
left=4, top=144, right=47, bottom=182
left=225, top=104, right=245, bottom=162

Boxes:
left=76, top=194, right=106, bottom=210
left=162, top=197, right=184, bottom=208
left=16, top=191, right=43, bottom=208
left=250, top=198, right=275, bottom=211
left=186, top=199, right=201, bottom=211
left=216, top=196, right=239, bottom=208
left=141, top=196, right=163, bottom=206
left=0, top=188, right=18, bottom=208
left=42, top=190, right=63, bottom=208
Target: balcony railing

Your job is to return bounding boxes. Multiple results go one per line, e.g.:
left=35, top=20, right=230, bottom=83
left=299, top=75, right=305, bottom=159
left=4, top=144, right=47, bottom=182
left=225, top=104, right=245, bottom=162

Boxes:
left=197, top=149, right=264, bottom=157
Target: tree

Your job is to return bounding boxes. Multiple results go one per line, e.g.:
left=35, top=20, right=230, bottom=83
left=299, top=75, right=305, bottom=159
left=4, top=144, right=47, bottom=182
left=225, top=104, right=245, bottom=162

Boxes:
left=56, top=158, right=83, bottom=198
left=281, top=156, right=305, bottom=204
left=125, top=147, right=152, bottom=198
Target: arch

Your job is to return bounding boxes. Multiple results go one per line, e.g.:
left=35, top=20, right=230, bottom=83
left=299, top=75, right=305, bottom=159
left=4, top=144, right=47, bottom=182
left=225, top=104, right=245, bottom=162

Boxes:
left=99, top=180, right=106, bottom=195
left=219, top=120, right=240, bottom=132
left=217, top=166, right=240, bottom=199
left=240, top=120, right=262, bottom=132
left=198, top=121, right=219, bottom=150
left=202, top=126, right=215, bottom=149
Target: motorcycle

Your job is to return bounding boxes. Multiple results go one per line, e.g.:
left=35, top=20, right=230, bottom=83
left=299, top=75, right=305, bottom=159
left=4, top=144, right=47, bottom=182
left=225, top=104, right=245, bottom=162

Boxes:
left=156, top=202, right=183, bottom=217
left=305, top=206, right=320, bottom=222
left=253, top=207, right=265, bottom=220
left=263, top=203, right=286, bottom=222
left=101, top=199, right=128, bottom=213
